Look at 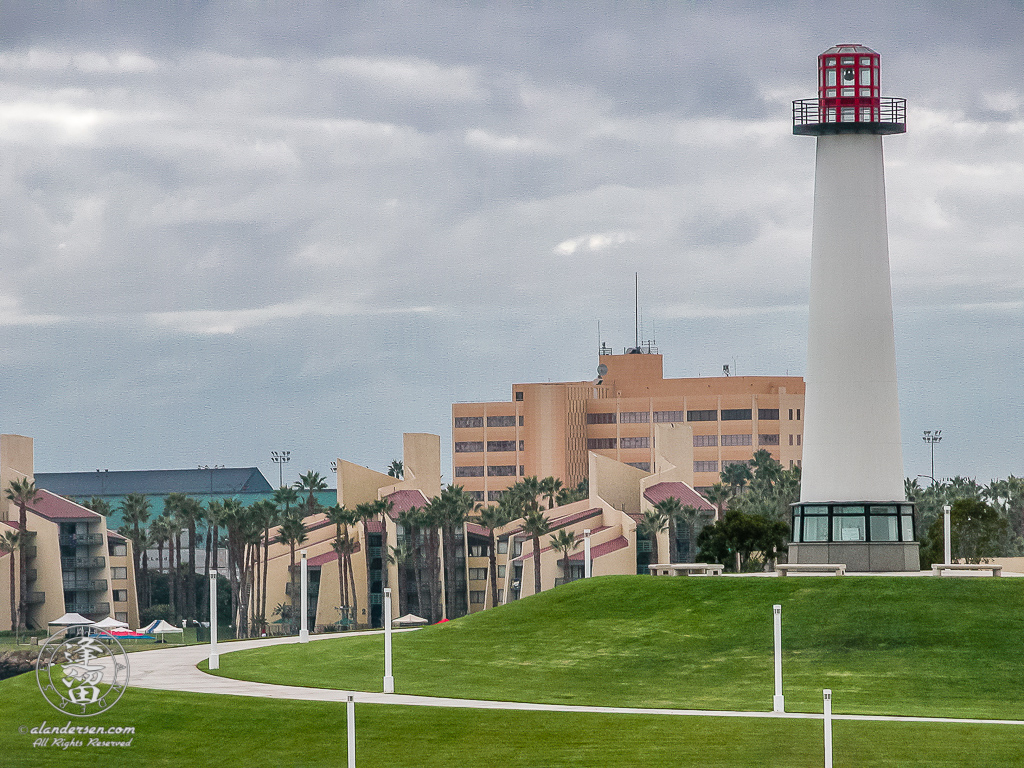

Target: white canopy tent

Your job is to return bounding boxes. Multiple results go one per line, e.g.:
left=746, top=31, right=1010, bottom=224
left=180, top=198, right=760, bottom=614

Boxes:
left=93, top=617, right=130, bottom=629
left=392, top=613, right=429, bottom=627
left=142, top=619, right=184, bottom=643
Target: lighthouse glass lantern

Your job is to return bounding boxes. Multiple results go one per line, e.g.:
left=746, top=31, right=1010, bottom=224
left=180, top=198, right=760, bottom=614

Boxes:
left=793, top=44, right=905, bottom=135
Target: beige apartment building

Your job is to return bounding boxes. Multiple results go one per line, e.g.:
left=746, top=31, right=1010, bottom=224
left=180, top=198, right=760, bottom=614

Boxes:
left=452, top=351, right=806, bottom=500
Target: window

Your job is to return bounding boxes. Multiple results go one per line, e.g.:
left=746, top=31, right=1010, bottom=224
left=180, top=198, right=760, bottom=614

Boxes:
left=759, top=434, right=780, bottom=446
left=723, top=459, right=751, bottom=468
left=111, top=567, right=128, bottom=580
left=497, top=540, right=508, bottom=554
left=519, top=416, right=524, bottom=426
left=721, top=434, right=752, bottom=446
left=721, top=409, right=752, bottom=421
left=497, top=589, right=504, bottom=603
left=455, top=441, right=484, bottom=453
left=620, top=436, right=649, bottom=449
left=109, top=543, right=127, bottom=557
left=455, top=465, right=484, bottom=477
left=797, top=435, right=802, bottom=446
left=468, top=568, right=488, bottom=581
left=758, top=409, right=779, bottom=420
left=789, top=435, right=794, bottom=446
left=586, top=412, right=616, bottom=424
left=470, top=591, right=485, bottom=604
left=587, top=438, right=617, bottom=450
left=115, top=612, right=128, bottom=623
left=789, top=409, right=794, bottom=420
left=520, top=465, right=525, bottom=476
left=497, top=565, right=506, bottom=578
left=487, top=440, right=517, bottom=452
left=113, top=589, right=128, bottom=602
left=487, top=415, right=517, bottom=427
left=693, top=434, right=718, bottom=447
left=620, top=411, right=649, bottom=424
left=833, top=508, right=866, bottom=542
left=627, top=462, right=651, bottom=471
left=694, top=461, right=719, bottom=473
left=797, top=409, right=801, bottom=420
left=515, top=391, right=524, bottom=401
left=468, top=491, right=484, bottom=502
left=654, top=411, right=685, bottom=423
left=488, top=465, right=517, bottom=476
left=469, top=543, right=486, bottom=557
left=455, top=416, right=483, bottom=429
left=687, top=410, right=717, bottom=422
left=802, top=507, right=829, bottom=542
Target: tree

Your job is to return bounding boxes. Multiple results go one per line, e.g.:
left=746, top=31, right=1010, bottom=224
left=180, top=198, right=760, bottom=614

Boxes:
left=436, top=485, right=474, bottom=618
left=473, top=504, right=515, bottom=608
left=696, top=510, right=789, bottom=572
left=294, top=471, right=327, bottom=518
left=921, top=498, right=1007, bottom=567
left=119, top=492, right=152, bottom=607
left=388, top=460, right=404, bottom=479
left=248, top=499, right=279, bottom=634
left=539, top=476, right=563, bottom=510
left=548, top=528, right=578, bottom=583
left=704, top=483, right=730, bottom=522
left=521, top=508, right=550, bottom=595
left=635, top=508, right=668, bottom=565
left=276, top=512, right=307, bottom=634
left=0, top=529, right=21, bottom=638
left=81, top=496, right=113, bottom=516
left=653, top=496, right=683, bottom=562
left=325, top=504, right=358, bottom=627
left=5, top=478, right=40, bottom=632
left=720, top=462, right=753, bottom=497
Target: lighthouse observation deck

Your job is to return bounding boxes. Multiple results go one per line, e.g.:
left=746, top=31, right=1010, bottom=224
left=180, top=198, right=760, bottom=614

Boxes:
left=793, top=97, right=906, bottom=135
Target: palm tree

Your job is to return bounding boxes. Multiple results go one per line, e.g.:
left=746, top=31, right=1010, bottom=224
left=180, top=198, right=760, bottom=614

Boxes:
left=294, top=471, right=327, bottom=518
left=704, top=483, right=731, bottom=522
left=5, top=478, right=40, bottom=632
left=272, top=485, right=299, bottom=517
left=418, top=499, right=444, bottom=623
left=248, top=499, right=279, bottom=634
left=388, top=460, right=404, bottom=479
left=750, top=449, right=781, bottom=489
left=119, top=492, right=151, bottom=606
left=548, top=528, right=578, bottom=583
left=721, top=462, right=753, bottom=497
left=0, top=529, right=21, bottom=638
left=437, top=485, right=475, bottom=618
left=539, top=477, right=563, bottom=510
left=636, top=508, right=668, bottom=565
left=396, top=505, right=426, bottom=619
left=521, top=508, right=550, bottom=595
left=473, top=504, right=515, bottom=608
left=654, top=496, right=684, bottom=562
left=82, top=497, right=113, bottom=516
left=324, top=504, right=358, bottom=626
left=276, top=513, right=307, bottom=634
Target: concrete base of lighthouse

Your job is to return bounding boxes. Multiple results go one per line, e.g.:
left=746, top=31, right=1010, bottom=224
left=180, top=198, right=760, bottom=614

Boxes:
left=788, top=542, right=920, bottom=572
left=788, top=500, right=920, bottom=572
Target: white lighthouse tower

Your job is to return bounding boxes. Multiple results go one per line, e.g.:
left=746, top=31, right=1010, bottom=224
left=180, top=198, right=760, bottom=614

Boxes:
left=789, top=45, right=919, bottom=571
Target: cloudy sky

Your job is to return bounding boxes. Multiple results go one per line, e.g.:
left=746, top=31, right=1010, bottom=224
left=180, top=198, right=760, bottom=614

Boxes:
left=1, top=1, right=1021, bottom=488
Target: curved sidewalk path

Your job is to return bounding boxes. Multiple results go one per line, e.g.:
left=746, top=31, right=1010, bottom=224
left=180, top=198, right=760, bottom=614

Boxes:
left=125, top=631, right=1024, bottom=726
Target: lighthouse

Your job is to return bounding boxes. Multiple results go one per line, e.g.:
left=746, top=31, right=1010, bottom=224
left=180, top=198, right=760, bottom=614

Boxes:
left=788, top=45, right=919, bottom=571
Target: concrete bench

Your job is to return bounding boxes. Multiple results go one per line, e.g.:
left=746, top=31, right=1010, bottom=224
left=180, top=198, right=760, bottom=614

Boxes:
left=649, top=563, right=725, bottom=577
left=932, top=563, right=1002, bottom=577
left=776, top=563, right=846, bottom=577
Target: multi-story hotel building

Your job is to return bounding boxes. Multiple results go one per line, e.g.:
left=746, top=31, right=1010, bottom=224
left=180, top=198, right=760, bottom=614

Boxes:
left=452, top=350, right=806, bottom=499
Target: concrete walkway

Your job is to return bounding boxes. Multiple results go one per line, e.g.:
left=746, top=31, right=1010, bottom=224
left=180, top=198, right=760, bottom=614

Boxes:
left=123, top=631, right=1024, bottom=726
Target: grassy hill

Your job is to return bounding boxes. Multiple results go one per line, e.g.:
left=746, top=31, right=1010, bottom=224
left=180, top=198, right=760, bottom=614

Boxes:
left=211, top=575, right=1024, bottom=718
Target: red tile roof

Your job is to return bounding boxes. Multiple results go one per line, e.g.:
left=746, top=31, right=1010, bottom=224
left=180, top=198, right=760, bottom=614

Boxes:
left=306, top=550, right=339, bottom=567
left=30, top=490, right=103, bottom=522
left=385, top=489, right=429, bottom=518
left=107, top=530, right=128, bottom=542
left=364, top=520, right=383, bottom=533
left=505, top=507, right=603, bottom=537
left=514, top=525, right=613, bottom=561
left=643, top=482, right=715, bottom=512
left=568, top=535, right=628, bottom=560
left=466, top=522, right=489, bottom=537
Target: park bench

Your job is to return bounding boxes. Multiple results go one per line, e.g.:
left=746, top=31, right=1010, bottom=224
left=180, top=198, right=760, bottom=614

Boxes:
left=931, top=563, right=1002, bottom=577
left=776, top=563, right=846, bottom=577
left=648, top=563, right=724, bottom=577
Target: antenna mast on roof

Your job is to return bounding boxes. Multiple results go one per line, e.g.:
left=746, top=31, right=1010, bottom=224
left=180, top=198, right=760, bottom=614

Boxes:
left=634, top=272, right=639, bottom=349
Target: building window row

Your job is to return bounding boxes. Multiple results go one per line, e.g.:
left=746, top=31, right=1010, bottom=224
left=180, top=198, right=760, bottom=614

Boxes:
left=487, top=490, right=505, bottom=501
left=620, top=411, right=650, bottom=423
left=759, top=434, right=780, bottom=446
left=586, top=412, right=616, bottom=424
left=468, top=491, right=484, bottom=502
left=723, top=459, right=751, bottom=469
left=788, top=408, right=802, bottom=420
left=587, top=438, right=617, bottom=450
left=487, top=415, right=517, bottom=427
left=694, top=461, right=719, bottom=473
left=654, top=411, right=686, bottom=422
left=488, top=465, right=517, bottom=477
left=793, top=504, right=915, bottom=544
left=721, top=409, right=753, bottom=421
left=455, top=416, right=484, bottom=429
left=693, top=435, right=718, bottom=447
left=455, top=466, right=484, bottom=478
left=721, top=434, right=752, bottom=447
left=620, top=436, right=649, bottom=449
left=487, top=440, right=524, bottom=452
left=455, top=441, right=484, bottom=453
left=687, top=410, right=717, bottom=422
left=468, top=568, right=488, bottom=581
left=758, top=409, right=780, bottom=420
left=789, top=434, right=802, bottom=446
left=627, top=462, right=651, bottom=471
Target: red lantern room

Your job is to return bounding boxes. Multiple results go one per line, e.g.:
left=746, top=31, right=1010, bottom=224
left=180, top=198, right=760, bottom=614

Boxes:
left=794, top=44, right=905, bottom=136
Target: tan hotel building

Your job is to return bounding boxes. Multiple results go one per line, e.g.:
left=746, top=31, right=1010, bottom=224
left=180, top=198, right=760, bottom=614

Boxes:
left=452, top=351, right=806, bottom=499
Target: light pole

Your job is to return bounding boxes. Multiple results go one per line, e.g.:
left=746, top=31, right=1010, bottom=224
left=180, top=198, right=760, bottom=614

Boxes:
left=271, top=450, right=291, bottom=487
left=583, top=529, right=592, bottom=578
left=383, top=587, right=394, bottom=693
left=773, top=605, right=784, bottom=712
left=209, top=569, right=219, bottom=670
left=922, top=430, right=942, bottom=485
left=299, top=549, right=309, bottom=643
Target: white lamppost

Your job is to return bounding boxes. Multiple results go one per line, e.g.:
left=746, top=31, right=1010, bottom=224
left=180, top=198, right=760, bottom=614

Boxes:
left=943, top=504, right=952, bottom=566
left=584, top=528, right=592, bottom=578
left=922, top=430, right=942, bottom=485
left=346, top=695, right=356, bottom=768
left=209, top=569, right=219, bottom=670
left=823, top=689, right=833, bottom=768
left=383, top=587, right=394, bottom=693
left=773, top=604, right=784, bottom=712
left=299, top=550, right=309, bottom=642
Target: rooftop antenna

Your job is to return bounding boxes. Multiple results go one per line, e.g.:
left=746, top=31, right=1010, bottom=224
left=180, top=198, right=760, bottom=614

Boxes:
left=634, top=272, right=639, bottom=349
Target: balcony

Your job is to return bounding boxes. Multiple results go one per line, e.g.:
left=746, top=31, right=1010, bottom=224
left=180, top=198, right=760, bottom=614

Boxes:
left=25, top=568, right=37, bottom=582
left=23, top=546, right=37, bottom=559
left=59, top=533, right=105, bottom=547
left=62, top=580, right=108, bottom=592
left=284, top=582, right=319, bottom=596
left=66, top=602, right=110, bottom=615
left=26, top=591, right=45, bottom=604
left=61, top=556, right=105, bottom=570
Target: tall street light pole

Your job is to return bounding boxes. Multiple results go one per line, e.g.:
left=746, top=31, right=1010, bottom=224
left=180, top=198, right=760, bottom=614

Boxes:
left=271, top=450, right=291, bottom=488
left=922, top=430, right=942, bottom=486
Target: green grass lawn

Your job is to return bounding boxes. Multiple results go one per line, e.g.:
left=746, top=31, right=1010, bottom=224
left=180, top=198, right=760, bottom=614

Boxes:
left=208, top=576, right=1024, bottom=719
left=1, top=673, right=1021, bottom=767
